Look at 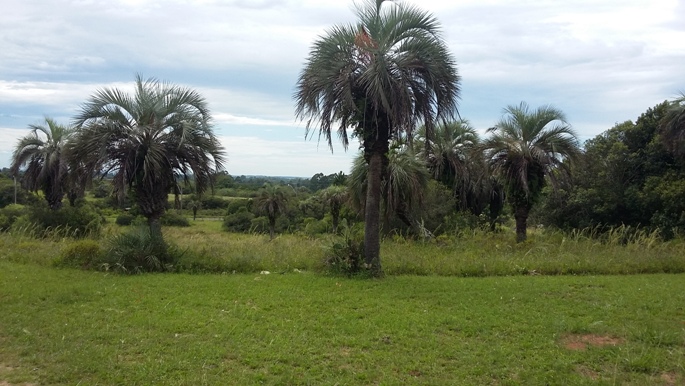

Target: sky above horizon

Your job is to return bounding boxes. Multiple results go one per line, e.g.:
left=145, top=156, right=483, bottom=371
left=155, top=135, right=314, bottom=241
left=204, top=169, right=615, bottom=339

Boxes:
left=1, top=0, right=684, bottom=177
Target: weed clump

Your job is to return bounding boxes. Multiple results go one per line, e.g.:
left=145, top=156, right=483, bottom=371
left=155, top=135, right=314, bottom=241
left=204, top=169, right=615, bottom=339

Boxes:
left=101, top=227, right=180, bottom=274
left=55, top=239, right=102, bottom=269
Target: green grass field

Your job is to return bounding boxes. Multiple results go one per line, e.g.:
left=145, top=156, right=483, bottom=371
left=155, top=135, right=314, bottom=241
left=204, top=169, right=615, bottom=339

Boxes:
left=1, top=221, right=685, bottom=384
left=1, top=262, right=684, bottom=385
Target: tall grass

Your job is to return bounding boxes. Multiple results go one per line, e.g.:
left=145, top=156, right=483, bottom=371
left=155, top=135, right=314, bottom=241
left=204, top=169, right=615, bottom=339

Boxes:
left=1, top=221, right=683, bottom=276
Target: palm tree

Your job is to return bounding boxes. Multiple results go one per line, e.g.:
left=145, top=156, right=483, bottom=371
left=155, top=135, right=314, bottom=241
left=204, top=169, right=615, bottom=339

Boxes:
left=70, top=75, right=225, bottom=239
left=294, top=0, right=460, bottom=275
left=10, top=117, right=73, bottom=210
left=320, top=185, right=349, bottom=234
left=483, top=102, right=580, bottom=242
left=416, top=120, right=482, bottom=210
left=254, top=183, right=289, bottom=240
left=661, top=93, right=685, bottom=160
left=349, top=143, right=430, bottom=236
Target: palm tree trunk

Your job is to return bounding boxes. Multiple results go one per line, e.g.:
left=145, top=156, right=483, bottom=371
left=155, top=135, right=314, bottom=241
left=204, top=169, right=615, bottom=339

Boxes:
left=364, top=150, right=383, bottom=276
left=148, top=215, right=164, bottom=242
left=514, top=205, right=529, bottom=243
left=269, top=217, right=276, bottom=240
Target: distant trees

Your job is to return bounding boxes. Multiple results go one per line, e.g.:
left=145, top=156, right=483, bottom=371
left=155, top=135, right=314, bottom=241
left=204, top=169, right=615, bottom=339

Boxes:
left=10, top=117, right=73, bottom=210
left=483, top=103, right=580, bottom=242
left=295, top=0, right=460, bottom=275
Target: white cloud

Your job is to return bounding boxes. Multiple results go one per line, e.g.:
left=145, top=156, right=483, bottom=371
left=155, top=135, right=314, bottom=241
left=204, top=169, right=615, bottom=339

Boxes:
left=219, top=135, right=357, bottom=177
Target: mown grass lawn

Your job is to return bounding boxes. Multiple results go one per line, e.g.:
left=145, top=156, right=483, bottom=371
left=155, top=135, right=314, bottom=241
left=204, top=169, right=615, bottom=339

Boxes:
left=1, top=262, right=683, bottom=385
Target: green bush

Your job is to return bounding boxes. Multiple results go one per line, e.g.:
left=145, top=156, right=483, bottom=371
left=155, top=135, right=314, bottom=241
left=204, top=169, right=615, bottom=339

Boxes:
left=227, top=198, right=251, bottom=214
left=0, top=204, right=26, bottom=231
left=26, top=203, right=104, bottom=238
left=55, top=239, right=102, bottom=269
left=102, top=227, right=180, bottom=274
left=115, top=213, right=136, bottom=226
left=201, top=196, right=230, bottom=210
left=324, top=224, right=365, bottom=276
left=223, top=207, right=254, bottom=232
left=161, top=212, right=190, bottom=227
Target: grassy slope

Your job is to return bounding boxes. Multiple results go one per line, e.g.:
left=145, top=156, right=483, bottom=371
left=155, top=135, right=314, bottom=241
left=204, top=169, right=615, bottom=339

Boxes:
left=1, top=263, right=683, bottom=385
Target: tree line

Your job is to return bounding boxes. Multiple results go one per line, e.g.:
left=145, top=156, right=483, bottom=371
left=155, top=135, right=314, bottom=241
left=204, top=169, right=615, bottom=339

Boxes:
left=4, top=0, right=684, bottom=277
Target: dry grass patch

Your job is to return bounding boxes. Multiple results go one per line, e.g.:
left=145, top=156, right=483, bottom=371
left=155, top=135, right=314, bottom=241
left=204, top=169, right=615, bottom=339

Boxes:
left=562, top=334, right=626, bottom=351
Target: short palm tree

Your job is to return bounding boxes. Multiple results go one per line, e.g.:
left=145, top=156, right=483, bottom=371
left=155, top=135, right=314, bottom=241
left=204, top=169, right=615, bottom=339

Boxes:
left=70, top=75, right=225, bottom=239
left=254, top=183, right=289, bottom=240
left=10, top=117, right=73, bottom=210
left=661, top=93, right=685, bottom=160
left=294, top=0, right=460, bottom=275
left=483, top=102, right=580, bottom=242
left=320, top=185, right=349, bottom=234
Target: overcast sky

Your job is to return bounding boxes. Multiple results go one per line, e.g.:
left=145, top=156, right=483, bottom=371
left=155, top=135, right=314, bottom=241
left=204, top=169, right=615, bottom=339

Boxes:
left=1, top=0, right=684, bottom=177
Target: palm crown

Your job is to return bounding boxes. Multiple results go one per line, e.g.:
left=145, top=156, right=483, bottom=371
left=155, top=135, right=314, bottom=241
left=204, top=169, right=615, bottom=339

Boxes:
left=70, top=75, right=225, bottom=229
left=295, top=0, right=459, bottom=274
left=483, top=102, right=579, bottom=241
left=10, top=117, right=73, bottom=210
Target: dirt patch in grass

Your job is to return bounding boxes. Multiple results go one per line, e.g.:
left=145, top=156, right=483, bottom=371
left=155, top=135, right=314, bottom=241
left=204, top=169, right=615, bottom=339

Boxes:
left=658, top=372, right=681, bottom=386
left=561, top=334, right=625, bottom=351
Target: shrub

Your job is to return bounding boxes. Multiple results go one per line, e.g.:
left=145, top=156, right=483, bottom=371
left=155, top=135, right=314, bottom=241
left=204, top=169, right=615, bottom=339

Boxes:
left=324, top=224, right=365, bottom=276
left=55, top=239, right=102, bottom=269
left=201, top=196, right=230, bottom=210
left=161, top=212, right=190, bottom=227
left=115, top=213, right=136, bottom=226
left=0, top=204, right=26, bottom=231
left=101, top=227, right=180, bottom=274
left=223, top=207, right=254, bottom=232
left=25, top=203, right=104, bottom=238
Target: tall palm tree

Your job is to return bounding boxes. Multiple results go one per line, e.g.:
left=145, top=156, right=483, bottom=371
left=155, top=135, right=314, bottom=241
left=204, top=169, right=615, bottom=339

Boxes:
left=483, top=102, right=580, bottom=242
left=294, top=0, right=460, bottom=275
left=349, top=143, right=430, bottom=235
left=661, top=93, right=685, bottom=160
left=10, top=117, right=73, bottom=210
left=254, top=183, right=289, bottom=240
left=70, top=75, right=225, bottom=239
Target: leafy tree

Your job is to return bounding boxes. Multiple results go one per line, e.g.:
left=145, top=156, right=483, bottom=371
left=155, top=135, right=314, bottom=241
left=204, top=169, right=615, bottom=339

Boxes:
left=10, top=117, right=73, bottom=210
left=483, top=102, right=580, bottom=242
left=70, top=75, right=225, bottom=241
left=254, top=183, right=289, bottom=240
left=294, top=0, right=460, bottom=275
left=661, top=93, right=685, bottom=161
left=536, top=102, right=682, bottom=234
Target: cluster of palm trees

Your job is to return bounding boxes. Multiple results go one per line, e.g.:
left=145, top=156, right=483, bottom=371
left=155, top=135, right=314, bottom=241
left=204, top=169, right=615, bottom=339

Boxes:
left=10, top=75, right=225, bottom=242
left=12, top=0, right=683, bottom=279
left=295, top=0, right=581, bottom=275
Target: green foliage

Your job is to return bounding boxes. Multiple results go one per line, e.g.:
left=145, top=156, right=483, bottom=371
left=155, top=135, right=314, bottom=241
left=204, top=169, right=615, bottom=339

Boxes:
left=537, top=101, right=684, bottom=236
left=0, top=204, right=26, bottom=231
left=102, top=227, right=179, bottom=273
left=24, top=202, right=103, bottom=238
left=0, top=176, right=31, bottom=207
left=115, top=213, right=136, bottom=226
left=324, top=224, right=366, bottom=276
left=54, top=239, right=102, bottom=269
left=160, top=212, right=190, bottom=227
left=223, top=207, right=255, bottom=232
left=200, top=195, right=230, bottom=210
